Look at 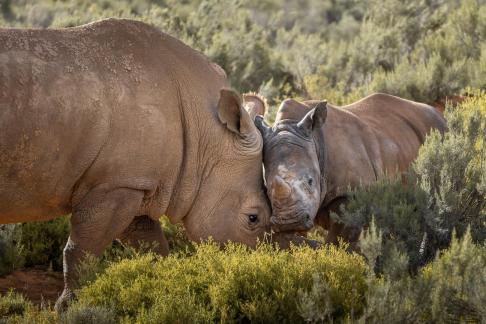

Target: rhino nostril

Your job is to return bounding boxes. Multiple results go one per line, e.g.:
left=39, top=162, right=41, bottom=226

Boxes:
left=304, top=213, right=310, bottom=222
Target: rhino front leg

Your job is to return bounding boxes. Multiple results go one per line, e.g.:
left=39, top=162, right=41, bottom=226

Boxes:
left=118, top=215, right=169, bottom=256
left=54, top=187, right=144, bottom=312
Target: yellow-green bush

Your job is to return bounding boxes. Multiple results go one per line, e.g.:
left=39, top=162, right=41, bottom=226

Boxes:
left=75, top=243, right=366, bottom=323
left=0, top=291, right=57, bottom=324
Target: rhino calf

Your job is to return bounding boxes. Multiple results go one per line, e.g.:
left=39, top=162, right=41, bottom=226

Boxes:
left=0, top=19, right=277, bottom=310
left=255, top=93, right=447, bottom=243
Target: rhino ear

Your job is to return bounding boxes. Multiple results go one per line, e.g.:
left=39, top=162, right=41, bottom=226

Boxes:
left=254, top=115, right=271, bottom=139
left=243, top=92, right=267, bottom=121
left=218, top=88, right=255, bottom=138
left=297, top=101, right=327, bottom=136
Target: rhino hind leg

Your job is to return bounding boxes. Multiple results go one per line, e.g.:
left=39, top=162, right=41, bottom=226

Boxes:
left=54, top=187, right=144, bottom=312
left=118, top=215, right=169, bottom=256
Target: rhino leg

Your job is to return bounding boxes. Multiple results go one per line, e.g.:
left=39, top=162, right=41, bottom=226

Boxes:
left=54, top=188, right=144, bottom=312
left=118, top=215, right=169, bottom=256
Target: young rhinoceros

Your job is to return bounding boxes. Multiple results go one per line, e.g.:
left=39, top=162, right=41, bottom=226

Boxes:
left=0, top=19, right=303, bottom=310
left=255, top=93, right=447, bottom=243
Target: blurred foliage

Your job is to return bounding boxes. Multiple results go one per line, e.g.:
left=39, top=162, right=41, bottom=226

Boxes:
left=1, top=0, right=485, bottom=118
left=0, top=225, right=24, bottom=276
left=17, top=218, right=70, bottom=271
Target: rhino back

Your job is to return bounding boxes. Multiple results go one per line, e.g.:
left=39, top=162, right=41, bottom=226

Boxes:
left=315, top=93, right=445, bottom=202
left=0, top=19, right=227, bottom=223
left=343, top=93, right=445, bottom=171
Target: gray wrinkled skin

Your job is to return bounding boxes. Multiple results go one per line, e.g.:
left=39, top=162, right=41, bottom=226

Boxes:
left=255, top=93, right=447, bottom=242
left=0, top=19, right=308, bottom=310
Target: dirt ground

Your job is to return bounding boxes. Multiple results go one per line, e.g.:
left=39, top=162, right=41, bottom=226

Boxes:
left=0, top=269, right=64, bottom=306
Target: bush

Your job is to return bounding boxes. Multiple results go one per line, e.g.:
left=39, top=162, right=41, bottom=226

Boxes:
left=0, top=291, right=57, bottom=324
left=0, top=291, right=31, bottom=319
left=359, top=230, right=486, bottom=323
left=61, top=303, right=116, bottom=324
left=338, top=175, right=436, bottom=271
left=75, top=243, right=367, bottom=323
left=414, top=90, right=486, bottom=244
left=159, top=216, right=194, bottom=253
left=17, top=217, right=70, bottom=271
left=0, top=225, right=24, bottom=276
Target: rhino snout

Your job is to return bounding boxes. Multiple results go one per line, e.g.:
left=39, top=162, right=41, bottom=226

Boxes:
left=270, top=211, right=314, bottom=232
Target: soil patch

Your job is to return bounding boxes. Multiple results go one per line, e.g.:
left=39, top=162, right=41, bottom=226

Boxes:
left=0, top=269, right=63, bottom=306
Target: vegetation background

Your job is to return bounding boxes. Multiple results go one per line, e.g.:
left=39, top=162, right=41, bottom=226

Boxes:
left=0, top=0, right=486, bottom=323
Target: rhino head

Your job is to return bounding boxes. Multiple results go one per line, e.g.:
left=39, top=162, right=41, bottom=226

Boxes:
left=254, top=99, right=328, bottom=232
left=182, top=90, right=316, bottom=248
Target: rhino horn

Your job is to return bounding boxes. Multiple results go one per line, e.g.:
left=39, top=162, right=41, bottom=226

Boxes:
left=272, top=176, right=291, bottom=201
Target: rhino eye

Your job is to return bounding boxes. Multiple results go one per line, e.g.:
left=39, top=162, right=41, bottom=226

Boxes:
left=248, top=214, right=259, bottom=224
left=308, top=178, right=313, bottom=187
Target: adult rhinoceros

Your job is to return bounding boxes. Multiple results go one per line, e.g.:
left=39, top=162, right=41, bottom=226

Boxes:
left=0, top=19, right=296, bottom=309
left=254, top=93, right=447, bottom=243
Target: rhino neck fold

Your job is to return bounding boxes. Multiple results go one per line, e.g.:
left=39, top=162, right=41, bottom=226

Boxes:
left=163, top=83, right=226, bottom=228
left=164, top=85, right=206, bottom=224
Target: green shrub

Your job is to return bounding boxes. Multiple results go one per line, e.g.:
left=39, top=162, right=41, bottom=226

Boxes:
left=75, top=243, right=367, bottom=323
left=0, top=292, right=31, bottom=319
left=159, top=216, right=194, bottom=253
left=414, top=91, right=486, bottom=243
left=17, top=217, right=70, bottom=271
left=359, top=230, right=486, bottom=323
left=0, top=225, right=24, bottom=276
left=338, top=175, right=436, bottom=271
left=0, top=291, right=57, bottom=324
left=61, top=303, right=116, bottom=324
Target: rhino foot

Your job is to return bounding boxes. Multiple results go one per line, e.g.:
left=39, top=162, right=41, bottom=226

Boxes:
left=54, top=288, right=74, bottom=313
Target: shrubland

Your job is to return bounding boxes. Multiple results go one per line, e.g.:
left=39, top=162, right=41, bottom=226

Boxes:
left=1, top=0, right=486, bottom=322
left=1, top=0, right=485, bottom=115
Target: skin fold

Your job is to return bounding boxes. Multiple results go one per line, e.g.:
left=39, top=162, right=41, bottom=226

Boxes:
left=255, top=93, right=447, bottom=244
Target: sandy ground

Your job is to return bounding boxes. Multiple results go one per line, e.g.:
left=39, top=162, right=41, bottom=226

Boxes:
left=0, top=269, right=64, bottom=306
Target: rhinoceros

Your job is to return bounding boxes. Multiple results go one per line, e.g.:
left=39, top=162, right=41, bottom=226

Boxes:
left=255, top=93, right=447, bottom=243
left=0, top=19, right=301, bottom=309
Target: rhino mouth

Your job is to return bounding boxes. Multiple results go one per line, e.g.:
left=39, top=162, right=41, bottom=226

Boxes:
left=270, top=209, right=314, bottom=232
